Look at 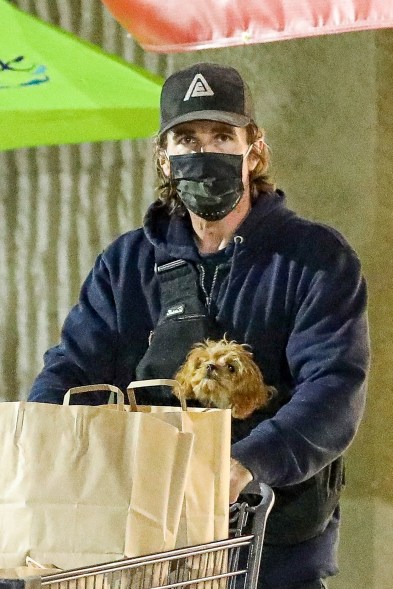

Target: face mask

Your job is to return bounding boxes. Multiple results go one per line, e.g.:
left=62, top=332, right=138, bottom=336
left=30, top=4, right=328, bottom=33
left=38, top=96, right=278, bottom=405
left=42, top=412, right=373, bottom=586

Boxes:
left=169, top=151, right=247, bottom=221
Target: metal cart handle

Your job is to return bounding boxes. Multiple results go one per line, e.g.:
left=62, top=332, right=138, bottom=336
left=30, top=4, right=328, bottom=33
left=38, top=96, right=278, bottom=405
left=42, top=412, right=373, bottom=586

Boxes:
left=240, top=480, right=275, bottom=514
left=233, top=480, right=275, bottom=537
left=230, top=481, right=275, bottom=589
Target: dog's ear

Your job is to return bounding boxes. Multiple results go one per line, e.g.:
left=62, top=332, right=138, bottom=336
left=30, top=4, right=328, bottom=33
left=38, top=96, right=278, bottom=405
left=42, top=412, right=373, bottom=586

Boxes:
left=231, top=386, right=270, bottom=419
left=230, top=359, right=272, bottom=419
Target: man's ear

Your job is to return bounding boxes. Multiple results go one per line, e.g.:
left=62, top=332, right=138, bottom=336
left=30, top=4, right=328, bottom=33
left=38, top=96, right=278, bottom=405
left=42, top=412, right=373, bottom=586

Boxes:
left=247, top=138, right=265, bottom=172
left=159, top=151, right=171, bottom=178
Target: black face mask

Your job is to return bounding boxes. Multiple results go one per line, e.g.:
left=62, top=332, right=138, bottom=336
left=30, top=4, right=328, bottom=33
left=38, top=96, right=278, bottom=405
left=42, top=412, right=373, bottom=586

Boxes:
left=169, top=152, right=244, bottom=221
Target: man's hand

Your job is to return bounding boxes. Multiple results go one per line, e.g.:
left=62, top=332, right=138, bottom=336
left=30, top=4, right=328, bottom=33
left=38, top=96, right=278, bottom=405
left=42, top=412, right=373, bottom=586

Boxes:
left=230, top=458, right=253, bottom=503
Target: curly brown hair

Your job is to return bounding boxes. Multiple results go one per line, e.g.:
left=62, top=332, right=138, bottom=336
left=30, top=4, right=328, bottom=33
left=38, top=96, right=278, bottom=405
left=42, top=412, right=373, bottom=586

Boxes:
left=153, top=123, right=276, bottom=216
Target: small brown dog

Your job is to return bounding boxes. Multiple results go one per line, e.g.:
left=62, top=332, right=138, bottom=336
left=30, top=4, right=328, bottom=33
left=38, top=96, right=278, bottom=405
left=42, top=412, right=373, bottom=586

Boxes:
left=173, top=337, right=275, bottom=419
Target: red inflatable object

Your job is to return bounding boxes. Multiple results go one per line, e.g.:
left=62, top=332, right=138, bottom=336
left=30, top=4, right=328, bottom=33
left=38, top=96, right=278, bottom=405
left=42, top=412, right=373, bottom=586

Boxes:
left=101, top=0, right=393, bottom=53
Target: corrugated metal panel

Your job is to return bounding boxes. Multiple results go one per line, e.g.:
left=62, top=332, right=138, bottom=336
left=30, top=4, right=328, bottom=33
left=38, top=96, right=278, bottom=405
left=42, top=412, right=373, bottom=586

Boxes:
left=0, top=0, right=170, bottom=400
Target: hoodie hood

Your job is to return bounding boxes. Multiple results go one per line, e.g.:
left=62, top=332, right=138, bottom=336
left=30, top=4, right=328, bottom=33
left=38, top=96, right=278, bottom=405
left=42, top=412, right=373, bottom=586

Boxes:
left=143, top=190, right=290, bottom=262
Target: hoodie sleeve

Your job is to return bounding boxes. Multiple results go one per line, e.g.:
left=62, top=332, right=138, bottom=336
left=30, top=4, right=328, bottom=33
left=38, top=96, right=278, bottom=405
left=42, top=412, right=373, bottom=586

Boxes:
left=28, top=253, right=118, bottom=404
left=231, top=242, right=370, bottom=488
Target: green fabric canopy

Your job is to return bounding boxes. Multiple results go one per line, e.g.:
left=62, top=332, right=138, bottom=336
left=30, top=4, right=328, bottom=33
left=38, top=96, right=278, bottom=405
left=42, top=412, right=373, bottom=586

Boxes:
left=0, top=0, right=163, bottom=150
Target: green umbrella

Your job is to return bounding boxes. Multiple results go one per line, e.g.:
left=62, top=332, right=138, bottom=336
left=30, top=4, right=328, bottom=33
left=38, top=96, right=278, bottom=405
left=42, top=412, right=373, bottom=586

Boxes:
left=0, top=0, right=163, bottom=151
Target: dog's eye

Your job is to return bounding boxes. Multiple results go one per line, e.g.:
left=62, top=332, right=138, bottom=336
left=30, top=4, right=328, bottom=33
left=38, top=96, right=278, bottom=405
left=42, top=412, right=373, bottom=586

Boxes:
left=227, top=363, right=236, bottom=373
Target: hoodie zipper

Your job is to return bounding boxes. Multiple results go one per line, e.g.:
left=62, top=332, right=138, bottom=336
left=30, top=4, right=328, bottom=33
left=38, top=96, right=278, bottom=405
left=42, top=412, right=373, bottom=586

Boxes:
left=199, top=264, right=221, bottom=312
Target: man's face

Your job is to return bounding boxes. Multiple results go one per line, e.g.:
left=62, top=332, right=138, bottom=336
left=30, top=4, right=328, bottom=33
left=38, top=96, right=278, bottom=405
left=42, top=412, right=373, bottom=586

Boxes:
left=161, top=120, right=255, bottom=180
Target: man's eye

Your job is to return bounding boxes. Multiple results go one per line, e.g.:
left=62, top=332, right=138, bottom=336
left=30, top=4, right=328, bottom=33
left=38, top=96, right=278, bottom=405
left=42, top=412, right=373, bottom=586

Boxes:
left=180, top=136, right=195, bottom=145
left=217, top=133, right=233, bottom=142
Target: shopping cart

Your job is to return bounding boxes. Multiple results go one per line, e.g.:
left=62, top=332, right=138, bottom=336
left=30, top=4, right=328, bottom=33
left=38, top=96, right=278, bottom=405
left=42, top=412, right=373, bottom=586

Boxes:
left=0, top=482, right=274, bottom=589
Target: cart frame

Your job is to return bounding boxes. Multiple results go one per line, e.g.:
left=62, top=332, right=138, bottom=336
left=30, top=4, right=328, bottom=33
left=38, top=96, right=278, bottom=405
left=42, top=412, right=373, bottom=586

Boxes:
left=0, top=482, right=274, bottom=589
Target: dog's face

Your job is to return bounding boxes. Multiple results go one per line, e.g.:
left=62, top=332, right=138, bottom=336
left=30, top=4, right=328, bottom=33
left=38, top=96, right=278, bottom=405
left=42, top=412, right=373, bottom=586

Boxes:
left=174, top=338, right=274, bottom=419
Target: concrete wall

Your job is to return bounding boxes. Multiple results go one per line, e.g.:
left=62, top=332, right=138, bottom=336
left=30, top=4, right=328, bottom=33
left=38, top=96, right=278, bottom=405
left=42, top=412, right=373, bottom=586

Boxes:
left=170, top=32, right=393, bottom=587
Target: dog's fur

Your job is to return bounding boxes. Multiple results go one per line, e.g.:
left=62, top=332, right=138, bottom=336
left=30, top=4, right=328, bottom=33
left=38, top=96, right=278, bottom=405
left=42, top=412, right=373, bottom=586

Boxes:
left=173, top=337, right=275, bottom=419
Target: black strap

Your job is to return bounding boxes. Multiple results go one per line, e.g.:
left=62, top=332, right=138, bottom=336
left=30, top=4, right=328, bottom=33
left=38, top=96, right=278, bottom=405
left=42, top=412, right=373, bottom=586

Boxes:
left=134, top=258, right=223, bottom=399
left=154, top=258, right=207, bottom=322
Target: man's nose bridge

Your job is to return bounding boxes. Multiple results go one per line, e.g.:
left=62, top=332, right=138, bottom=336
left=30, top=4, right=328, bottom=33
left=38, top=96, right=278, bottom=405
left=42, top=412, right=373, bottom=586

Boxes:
left=192, top=133, right=217, bottom=153
left=194, top=142, right=212, bottom=153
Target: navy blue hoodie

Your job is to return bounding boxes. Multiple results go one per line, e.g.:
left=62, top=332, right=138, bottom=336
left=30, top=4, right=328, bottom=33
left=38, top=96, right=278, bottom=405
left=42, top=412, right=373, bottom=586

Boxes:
left=29, top=191, right=370, bottom=587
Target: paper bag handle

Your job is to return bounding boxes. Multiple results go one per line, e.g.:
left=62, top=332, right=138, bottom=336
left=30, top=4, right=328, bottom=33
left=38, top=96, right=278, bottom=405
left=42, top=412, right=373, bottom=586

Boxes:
left=63, top=384, right=124, bottom=409
left=127, top=378, right=187, bottom=412
left=25, top=557, right=50, bottom=569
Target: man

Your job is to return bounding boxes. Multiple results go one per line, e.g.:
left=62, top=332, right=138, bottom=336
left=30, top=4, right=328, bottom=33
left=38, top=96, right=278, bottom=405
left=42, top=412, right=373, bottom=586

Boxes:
left=29, top=63, right=370, bottom=589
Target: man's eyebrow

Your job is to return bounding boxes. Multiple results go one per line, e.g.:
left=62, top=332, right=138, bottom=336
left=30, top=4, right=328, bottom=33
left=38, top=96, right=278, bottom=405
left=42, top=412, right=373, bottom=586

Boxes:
left=171, top=122, right=237, bottom=137
left=210, top=123, right=236, bottom=133
left=171, top=126, right=194, bottom=137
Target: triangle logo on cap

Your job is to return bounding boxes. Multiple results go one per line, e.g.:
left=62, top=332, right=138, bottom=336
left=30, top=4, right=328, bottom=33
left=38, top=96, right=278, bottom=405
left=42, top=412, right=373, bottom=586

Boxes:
left=183, top=74, right=214, bottom=101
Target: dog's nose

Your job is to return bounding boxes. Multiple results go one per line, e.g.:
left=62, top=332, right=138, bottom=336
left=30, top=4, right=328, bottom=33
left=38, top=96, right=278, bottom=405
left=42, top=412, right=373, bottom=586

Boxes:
left=206, top=363, right=216, bottom=376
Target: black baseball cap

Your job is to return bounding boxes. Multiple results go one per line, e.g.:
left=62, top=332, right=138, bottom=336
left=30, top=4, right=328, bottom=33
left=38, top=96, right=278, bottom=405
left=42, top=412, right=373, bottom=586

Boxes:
left=158, top=63, right=255, bottom=136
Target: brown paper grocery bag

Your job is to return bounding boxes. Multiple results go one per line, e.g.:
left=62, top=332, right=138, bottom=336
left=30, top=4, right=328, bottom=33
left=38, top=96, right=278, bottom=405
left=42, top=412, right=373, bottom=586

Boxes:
left=127, top=379, right=231, bottom=548
left=0, top=385, right=193, bottom=570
